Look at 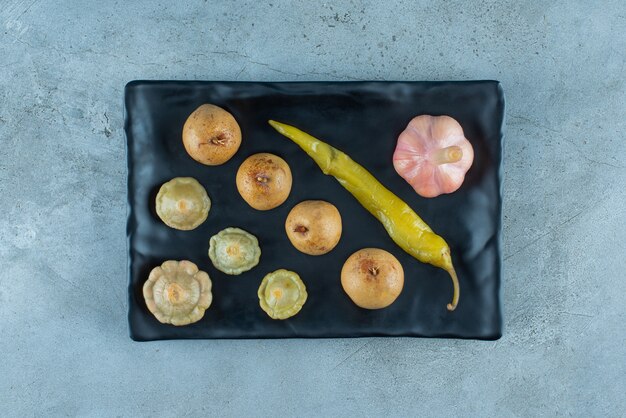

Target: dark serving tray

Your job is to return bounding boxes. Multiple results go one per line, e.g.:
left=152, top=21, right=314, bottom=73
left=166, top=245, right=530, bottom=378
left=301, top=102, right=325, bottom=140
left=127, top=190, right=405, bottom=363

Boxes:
left=125, top=80, right=505, bottom=341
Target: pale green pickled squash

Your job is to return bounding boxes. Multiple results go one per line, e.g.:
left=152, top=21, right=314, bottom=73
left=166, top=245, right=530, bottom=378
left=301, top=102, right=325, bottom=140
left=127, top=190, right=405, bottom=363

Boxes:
left=258, top=269, right=307, bottom=320
left=143, top=260, right=213, bottom=326
left=208, top=227, right=261, bottom=275
left=156, top=177, right=211, bottom=230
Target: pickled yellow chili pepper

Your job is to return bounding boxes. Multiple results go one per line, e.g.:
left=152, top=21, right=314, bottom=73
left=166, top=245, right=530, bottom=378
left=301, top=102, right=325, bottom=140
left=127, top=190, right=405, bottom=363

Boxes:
left=269, top=120, right=460, bottom=311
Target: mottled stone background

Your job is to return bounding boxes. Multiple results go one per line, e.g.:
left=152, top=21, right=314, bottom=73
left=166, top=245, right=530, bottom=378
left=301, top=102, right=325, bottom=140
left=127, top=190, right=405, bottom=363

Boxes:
left=1, top=1, right=624, bottom=416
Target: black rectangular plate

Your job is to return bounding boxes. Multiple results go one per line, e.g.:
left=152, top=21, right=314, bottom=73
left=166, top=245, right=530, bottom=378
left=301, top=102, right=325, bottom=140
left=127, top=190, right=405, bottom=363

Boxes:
left=125, top=81, right=504, bottom=341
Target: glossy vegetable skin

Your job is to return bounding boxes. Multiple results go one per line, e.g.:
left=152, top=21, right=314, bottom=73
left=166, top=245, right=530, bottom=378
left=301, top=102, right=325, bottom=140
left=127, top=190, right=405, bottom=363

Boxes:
left=258, top=269, right=308, bottom=319
left=143, top=260, right=213, bottom=326
left=155, top=177, right=211, bottom=231
left=208, top=227, right=261, bottom=275
left=393, top=115, right=474, bottom=198
left=268, top=120, right=460, bottom=311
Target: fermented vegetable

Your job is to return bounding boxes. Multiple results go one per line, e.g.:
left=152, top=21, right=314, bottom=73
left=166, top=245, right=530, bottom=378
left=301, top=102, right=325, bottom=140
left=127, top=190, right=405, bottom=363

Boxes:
left=208, top=227, right=261, bottom=275
left=341, top=248, right=404, bottom=309
left=182, top=104, right=242, bottom=166
left=285, top=200, right=342, bottom=255
left=236, top=153, right=292, bottom=210
left=258, top=269, right=307, bottom=319
left=155, top=177, right=211, bottom=231
left=393, top=115, right=474, bottom=198
left=143, top=260, right=213, bottom=326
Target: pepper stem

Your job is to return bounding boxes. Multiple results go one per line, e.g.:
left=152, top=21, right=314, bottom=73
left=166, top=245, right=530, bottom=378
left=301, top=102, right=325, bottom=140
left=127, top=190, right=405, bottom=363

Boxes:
left=446, top=266, right=460, bottom=311
left=432, top=146, right=463, bottom=165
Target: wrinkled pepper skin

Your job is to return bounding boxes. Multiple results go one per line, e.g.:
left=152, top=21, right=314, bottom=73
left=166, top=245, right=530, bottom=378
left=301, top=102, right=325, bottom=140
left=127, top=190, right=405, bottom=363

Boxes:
left=269, top=120, right=459, bottom=311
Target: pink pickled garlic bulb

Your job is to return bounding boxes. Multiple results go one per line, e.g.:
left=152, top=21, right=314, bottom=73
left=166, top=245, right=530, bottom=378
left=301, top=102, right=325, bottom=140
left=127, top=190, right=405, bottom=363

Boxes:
left=393, top=115, right=474, bottom=198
